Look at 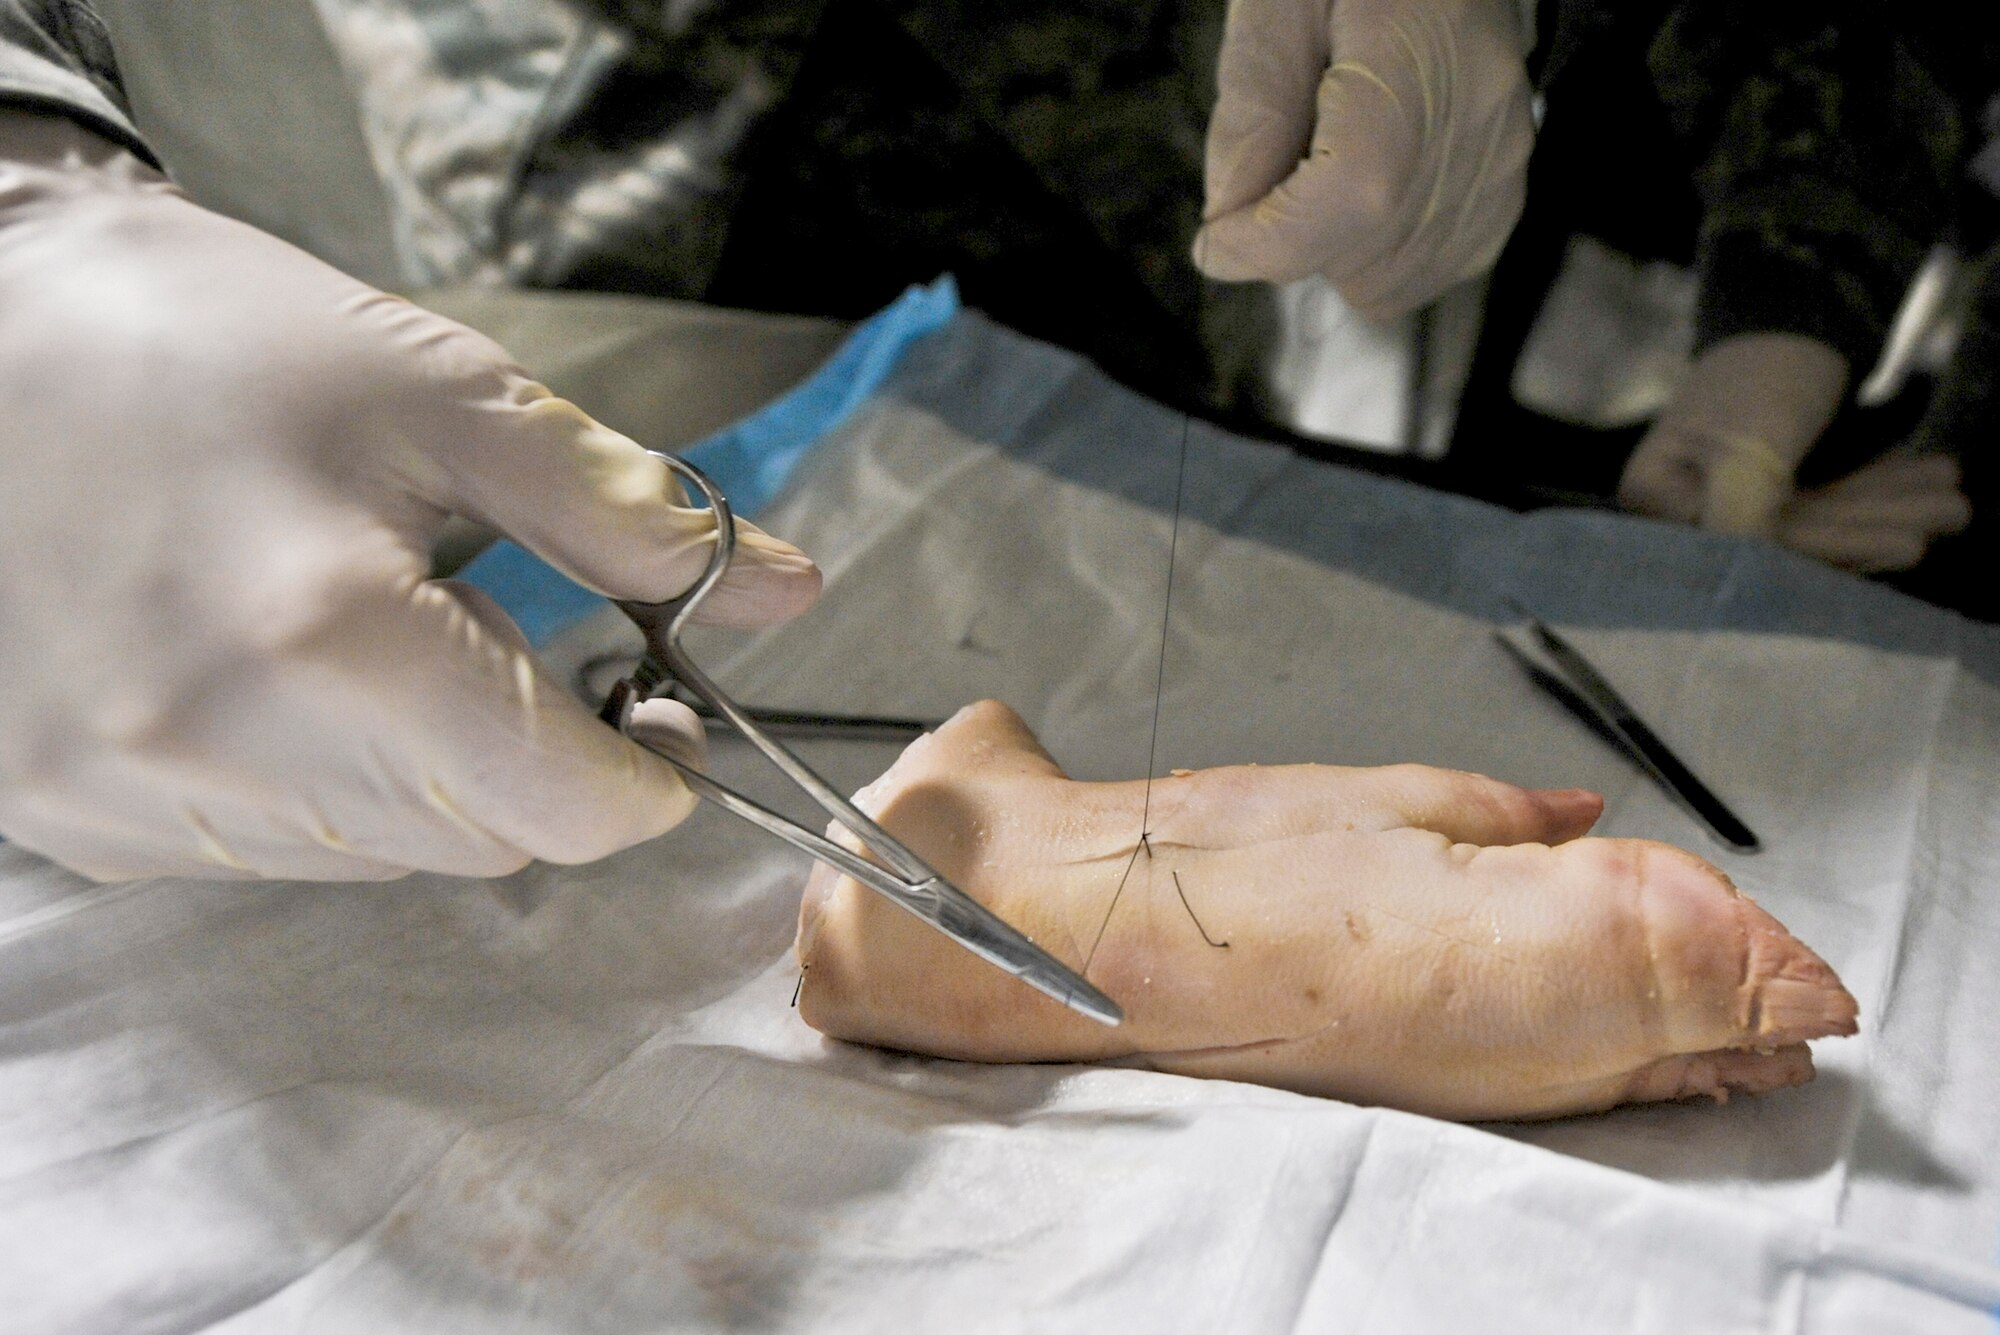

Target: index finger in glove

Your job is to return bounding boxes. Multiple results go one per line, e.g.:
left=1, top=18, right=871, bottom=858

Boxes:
left=1198, top=57, right=1421, bottom=289
left=363, top=299, right=822, bottom=630
left=1202, top=0, right=1336, bottom=228
left=1777, top=453, right=1972, bottom=571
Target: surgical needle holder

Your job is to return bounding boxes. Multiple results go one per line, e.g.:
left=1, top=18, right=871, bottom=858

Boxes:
left=599, top=450, right=1124, bottom=1027
left=1495, top=608, right=1760, bottom=854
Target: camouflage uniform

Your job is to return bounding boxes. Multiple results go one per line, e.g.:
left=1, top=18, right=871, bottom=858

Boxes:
left=2, top=0, right=1225, bottom=410
left=0, top=1, right=153, bottom=163
left=3, top=1, right=1997, bottom=458
left=1528, top=3, right=1987, bottom=371
left=299, top=0, right=1227, bottom=412
left=1452, top=4, right=2000, bottom=523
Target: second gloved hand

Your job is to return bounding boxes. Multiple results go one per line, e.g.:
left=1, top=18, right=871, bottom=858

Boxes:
left=1778, top=453, right=1972, bottom=574
left=1195, top=0, right=1536, bottom=319
left=1618, top=334, right=1851, bottom=535
left=1618, top=332, right=1971, bottom=571
left=0, top=111, right=822, bottom=883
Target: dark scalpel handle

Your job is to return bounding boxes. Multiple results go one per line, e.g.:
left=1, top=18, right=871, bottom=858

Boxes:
left=1509, top=619, right=1762, bottom=854
left=1604, top=713, right=1762, bottom=854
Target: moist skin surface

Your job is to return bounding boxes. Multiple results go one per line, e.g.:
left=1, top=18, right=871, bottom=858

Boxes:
left=796, top=701, right=1858, bottom=1122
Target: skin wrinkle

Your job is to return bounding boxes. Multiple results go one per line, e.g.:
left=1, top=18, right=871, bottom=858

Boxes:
left=1068, top=822, right=1335, bottom=865
left=1045, top=782, right=1194, bottom=863
left=1734, top=895, right=1760, bottom=1033
left=1064, top=799, right=1549, bottom=867
left=1062, top=837, right=1216, bottom=867
left=1631, top=844, right=1676, bottom=1059
left=1144, top=1027, right=1334, bottom=1063
left=1044, top=775, right=1401, bottom=868
left=1343, top=894, right=1556, bottom=981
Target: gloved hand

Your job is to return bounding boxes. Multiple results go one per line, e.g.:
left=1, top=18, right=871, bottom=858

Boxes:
left=1618, top=334, right=1849, bottom=534
left=0, top=111, right=822, bottom=882
left=1617, top=332, right=1971, bottom=571
left=1195, top=0, right=1536, bottom=319
left=1779, top=452, right=1972, bottom=573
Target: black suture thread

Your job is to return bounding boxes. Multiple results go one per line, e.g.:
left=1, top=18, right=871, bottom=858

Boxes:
left=1084, top=403, right=1193, bottom=977
left=1082, top=839, right=1147, bottom=976
left=1172, top=871, right=1230, bottom=948
left=1139, top=414, right=1192, bottom=840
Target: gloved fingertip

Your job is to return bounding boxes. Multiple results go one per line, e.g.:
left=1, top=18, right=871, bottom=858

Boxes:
left=1618, top=424, right=1715, bottom=524
left=1190, top=224, right=1240, bottom=280
left=628, top=697, right=707, bottom=772
left=734, top=524, right=814, bottom=566
left=1870, top=535, right=1930, bottom=573
left=1191, top=217, right=1283, bottom=283
left=690, top=522, right=823, bottom=629
left=1906, top=452, right=1965, bottom=491
left=702, top=562, right=823, bottom=630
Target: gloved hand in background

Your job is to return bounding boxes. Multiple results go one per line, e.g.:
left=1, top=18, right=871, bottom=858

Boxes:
left=0, top=110, right=821, bottom=883
left=1617, top=332, right=1972, bottom=572
left=1195, top=0, right=1536, bottom=320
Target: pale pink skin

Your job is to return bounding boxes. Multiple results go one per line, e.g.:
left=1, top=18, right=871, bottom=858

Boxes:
left=797, top=701, right=1859, bottom=1122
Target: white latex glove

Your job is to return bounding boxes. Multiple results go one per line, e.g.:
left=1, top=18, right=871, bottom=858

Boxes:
left=1618, top=334, right=1849, bottom=535
left=1778, top=452, right=1971, bottom=573
left=0, top=111, right=822, bottom=882
left=1617, top=332, right=1970, bottom=571
left=1195, top=0, right=1536, bottom=320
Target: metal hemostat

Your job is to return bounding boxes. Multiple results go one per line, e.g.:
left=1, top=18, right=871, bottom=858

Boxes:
left=600, top=450, right=1123, bottom=1027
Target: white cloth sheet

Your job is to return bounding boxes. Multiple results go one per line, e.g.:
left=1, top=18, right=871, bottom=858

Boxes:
left=5, top=312, right=1999, bottom=1333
